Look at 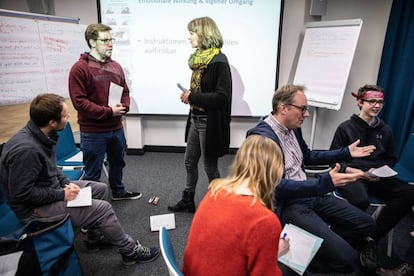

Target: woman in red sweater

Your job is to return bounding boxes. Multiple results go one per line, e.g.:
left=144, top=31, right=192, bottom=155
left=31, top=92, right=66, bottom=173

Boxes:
left=182, top=135, right=288, bottom=276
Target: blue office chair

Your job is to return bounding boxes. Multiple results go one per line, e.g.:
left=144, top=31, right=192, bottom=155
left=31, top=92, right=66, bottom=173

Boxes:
left=159, top=226, right=183, bottom=276
left=56, top=122, right=84, bottom=169
left=333, top=190, right=393, bottom=256
left=0, top=189, right=22, bottom=237
left=56, top=122, right=109, bottom=178
left=394, top=133, right=414, bottom=184
left=61, top=169, right=84, bottom=181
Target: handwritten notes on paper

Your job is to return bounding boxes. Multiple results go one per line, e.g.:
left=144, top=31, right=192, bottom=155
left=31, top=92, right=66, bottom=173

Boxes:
left=0, top=16, right=87, bottom=105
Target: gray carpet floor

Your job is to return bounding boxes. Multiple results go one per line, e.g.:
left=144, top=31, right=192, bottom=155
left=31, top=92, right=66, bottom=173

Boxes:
left=75, top=152, right=414, bottom=276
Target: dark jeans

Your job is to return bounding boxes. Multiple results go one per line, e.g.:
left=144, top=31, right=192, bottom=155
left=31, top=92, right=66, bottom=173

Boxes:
left=281, top=194, right=375, bottom=273
left=184, top=116, right=220, bottom=192
left=80, top=128, right=127, bottom=197
left=337, top=177, right=414, bottom=240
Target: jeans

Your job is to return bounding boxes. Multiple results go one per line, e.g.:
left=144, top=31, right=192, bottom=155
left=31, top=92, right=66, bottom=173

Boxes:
left=281, top=194, right=375, bottom=273
left=80, top=128, right=127, bottom=197
left=184, top=116, right=220, bottom=192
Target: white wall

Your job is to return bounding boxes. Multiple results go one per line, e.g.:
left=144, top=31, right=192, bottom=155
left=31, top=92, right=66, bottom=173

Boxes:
left=0, top=0, right=393, bottom=150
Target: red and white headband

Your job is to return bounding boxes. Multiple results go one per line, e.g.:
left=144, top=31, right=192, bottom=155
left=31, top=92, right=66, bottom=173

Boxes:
left=351, top=90, right=384, bottom=100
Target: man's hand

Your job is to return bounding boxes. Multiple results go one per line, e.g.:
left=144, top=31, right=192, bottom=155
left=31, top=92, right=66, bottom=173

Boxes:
left=348, top=139, right=376, bottom=158
left=329, top=163, right=364, bottom=186
left=64, top=183, right=80, bottom=201
left=112, top=103, right=126, bottom=116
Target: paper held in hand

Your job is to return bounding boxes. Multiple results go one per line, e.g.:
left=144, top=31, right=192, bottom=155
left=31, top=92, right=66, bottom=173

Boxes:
left=364, top=165, right=398, bottom=178
left=67, top=186, right=92, bottom=207
left=108, top=82, right=123, bottom=107
left=278, top=223, right=323, bottom=276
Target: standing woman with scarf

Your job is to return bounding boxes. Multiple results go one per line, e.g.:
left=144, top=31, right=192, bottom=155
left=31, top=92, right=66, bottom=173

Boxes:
left=168, top=17, right=232, bottom=212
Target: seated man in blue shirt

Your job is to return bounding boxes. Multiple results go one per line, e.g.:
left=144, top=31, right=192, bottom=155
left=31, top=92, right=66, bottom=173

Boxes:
left=247, top=84, right=376, bottom=274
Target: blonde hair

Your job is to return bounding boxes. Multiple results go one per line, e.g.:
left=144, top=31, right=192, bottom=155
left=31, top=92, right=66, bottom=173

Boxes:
left=209, top=135, right=284, bottom=209
left=187, top=16, right=223, bottom=50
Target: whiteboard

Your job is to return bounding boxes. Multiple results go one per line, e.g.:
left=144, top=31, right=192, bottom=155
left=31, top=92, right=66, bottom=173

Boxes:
left=293, top=19, right=363, bottom=110
left=0, top=12, right=87, bottom=106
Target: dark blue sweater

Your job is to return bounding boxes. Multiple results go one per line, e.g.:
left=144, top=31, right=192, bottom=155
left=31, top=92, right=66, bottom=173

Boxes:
left=247, top=116, right=352, bottom=214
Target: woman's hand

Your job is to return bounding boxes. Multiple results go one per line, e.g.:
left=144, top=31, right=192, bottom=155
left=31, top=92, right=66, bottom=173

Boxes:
left=278, top=236, right=290, bottom=257
left=180, top=91, right=190, bottom=104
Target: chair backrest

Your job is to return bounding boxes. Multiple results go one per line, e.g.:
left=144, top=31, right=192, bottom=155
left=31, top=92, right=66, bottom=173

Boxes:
left=394, top=133, right=414, bottom=183
left=56, top=122, right=78, bottom=161
left=62, top=169, right=84, bottom=181
left=159, top=226, right=183, bottom=276
left=0, top=188, right=22, bottom=237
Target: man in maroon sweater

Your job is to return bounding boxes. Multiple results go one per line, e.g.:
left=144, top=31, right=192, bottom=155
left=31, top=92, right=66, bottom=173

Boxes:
left=69, top=23, right=140, bottom=201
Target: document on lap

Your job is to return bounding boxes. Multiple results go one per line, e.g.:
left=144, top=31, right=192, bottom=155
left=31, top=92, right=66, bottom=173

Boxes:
left=278, top=223, right=323, bottom=276
left=67, top=186, right=92, bottom=207
left=364, top=165, right=398, bottom=178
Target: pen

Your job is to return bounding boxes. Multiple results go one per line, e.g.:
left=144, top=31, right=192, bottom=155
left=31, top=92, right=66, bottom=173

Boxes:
left=282, top=233, right=287, bottom=240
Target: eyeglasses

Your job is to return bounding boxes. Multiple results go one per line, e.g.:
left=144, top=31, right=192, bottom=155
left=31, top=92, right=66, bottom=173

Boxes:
left=363, top=99, right=384, bottom=106
left=288, top=104, right=309, bottom=114
left=96, top=38, right=115, bottom=44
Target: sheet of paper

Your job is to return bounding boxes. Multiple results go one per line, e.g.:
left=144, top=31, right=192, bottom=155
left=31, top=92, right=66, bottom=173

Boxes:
left=65, top=151, right=83, bottom=162
left=0, top=251, right=22, bottom=276
left=278, top=223, right=323, bottom=275
left=365, top=165, right=398, bottom=178
left=67, top=186, right=92, bottom=207
left=150, top=213, right=175, bottom=232
left=108, top=82, right=124, bottom=107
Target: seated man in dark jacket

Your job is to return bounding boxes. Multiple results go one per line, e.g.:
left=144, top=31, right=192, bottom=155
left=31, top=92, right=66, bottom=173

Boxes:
left=247, top=84, right=376, bottom=274
left=330, top=84, right=414, bottom=272
left=0, top=93, right=159, bottom=266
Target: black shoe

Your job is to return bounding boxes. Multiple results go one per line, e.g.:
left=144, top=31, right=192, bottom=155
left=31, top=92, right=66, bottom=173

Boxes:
left=168, top=190, right=195, bottom=212
left=359, top=240, right=377, bottom=271
left=377, top=263, right=414, bottom=276
left=84, top=236, right=114, bottom=252
left=122, top=240, right=160, bottom=265
left=112, top=191, right=142, bottom=201
left=168, top=199, right=195, bottom=212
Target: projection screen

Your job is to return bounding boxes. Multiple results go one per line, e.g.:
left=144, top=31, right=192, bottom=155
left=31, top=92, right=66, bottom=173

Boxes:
left=98, top=0, right=283, bottom=116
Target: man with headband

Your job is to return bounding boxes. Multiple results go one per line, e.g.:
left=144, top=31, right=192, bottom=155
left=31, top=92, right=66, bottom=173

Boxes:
left=330, top=84, right=414, bottom=273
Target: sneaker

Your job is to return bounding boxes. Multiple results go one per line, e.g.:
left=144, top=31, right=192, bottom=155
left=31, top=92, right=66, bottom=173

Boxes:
left=112, top=191, right=142, bottom=201
left=359, top=240, right=377, bottom=271
left=377, top=263, right=414, bottom=276
left=122, top=240, right=160, bottom=265
left=84, top=235, right=114, bottom=253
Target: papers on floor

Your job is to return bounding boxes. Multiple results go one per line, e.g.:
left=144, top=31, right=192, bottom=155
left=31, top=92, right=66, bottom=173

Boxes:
left=150, top=213, right=175, bottom=232
left=67, top=186, right=92, bottom=207
left=278, top=223, right=323, bottom=275
left=108, top=82, right=123, bottom=107
left=364, top=165, right=398, bottom=178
